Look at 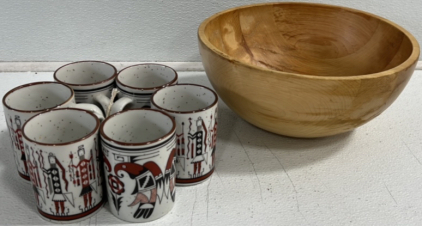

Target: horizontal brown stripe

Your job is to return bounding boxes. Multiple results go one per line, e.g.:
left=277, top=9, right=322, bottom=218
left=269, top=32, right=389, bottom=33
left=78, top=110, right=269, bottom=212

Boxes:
left=176, top=168, right=214, bottom=184
left=37, top=200, right=104, bottom=221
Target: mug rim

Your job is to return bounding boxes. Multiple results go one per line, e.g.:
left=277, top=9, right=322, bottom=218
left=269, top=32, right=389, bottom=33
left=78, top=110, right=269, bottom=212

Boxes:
left=22, top=107, right=101, bottom=146
left=53, top=60, right=118, bottom=88
left=116, top=63, right=178, bottom=92
left=2, top=81, right=75, bottom=113
left=150, top=83, right=219, bottom=114
left=100, top=108, right=176, bottom=147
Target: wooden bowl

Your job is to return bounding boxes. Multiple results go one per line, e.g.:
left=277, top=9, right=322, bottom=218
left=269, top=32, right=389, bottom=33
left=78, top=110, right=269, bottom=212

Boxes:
left=198, top=2, right=420, bottom=138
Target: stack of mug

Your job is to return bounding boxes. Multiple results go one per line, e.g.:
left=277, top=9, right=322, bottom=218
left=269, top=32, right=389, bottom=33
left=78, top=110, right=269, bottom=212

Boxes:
left=2, top=61, right=218, bottom=223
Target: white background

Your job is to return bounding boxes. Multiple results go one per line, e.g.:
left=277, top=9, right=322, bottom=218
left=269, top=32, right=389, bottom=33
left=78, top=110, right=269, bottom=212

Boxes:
left=0, top=0, right=421, bottom=62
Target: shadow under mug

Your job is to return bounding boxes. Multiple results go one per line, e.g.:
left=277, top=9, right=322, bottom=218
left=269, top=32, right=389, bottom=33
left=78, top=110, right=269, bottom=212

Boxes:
left=22, top=108, right=104, bottom=223
left=2, top=81, right=104, bottom=180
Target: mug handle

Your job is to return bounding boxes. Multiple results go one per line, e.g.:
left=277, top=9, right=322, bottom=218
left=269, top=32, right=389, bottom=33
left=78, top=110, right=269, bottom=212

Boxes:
left=109, top=97, right=133, bottom=116
left=94, top=93, right=113, bottom=115
left=94, top=92, right=133, bottom=117
left=69, top=103, right=105, bottom=121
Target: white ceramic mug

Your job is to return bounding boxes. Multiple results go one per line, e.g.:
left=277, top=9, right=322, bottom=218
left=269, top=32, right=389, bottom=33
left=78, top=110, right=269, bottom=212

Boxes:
left=2, top=82, right=104, bottom=181
left=151, top=84, right=218, bottom=186
left=54, top=61, right=127, bottom=115
left=101, top=109, right=176, bottom=223
left=22, top=108, right=104, bottom=223
left=109, top=64, right=178, bottom=115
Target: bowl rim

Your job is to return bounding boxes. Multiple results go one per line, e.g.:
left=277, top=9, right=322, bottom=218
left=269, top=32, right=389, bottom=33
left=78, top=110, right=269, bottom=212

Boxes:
left=198, top=2, right=420, bottom=80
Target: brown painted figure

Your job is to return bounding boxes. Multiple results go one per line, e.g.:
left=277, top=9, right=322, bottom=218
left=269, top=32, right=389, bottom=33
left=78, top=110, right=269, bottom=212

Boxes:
left=164, top=149, right=176, bottom=202
left=176, top=122, right=186, bottom=156
left=69, top=145, right=97, bottom=211
left=114, top=162, right=163, bottom=219
left=209, top=111, right=218, bottom=167
left=42, top=153, right=73, bottom=215
left=187, top=117, right=208, bottom=177
left=26, top=145, right=45, bottom=206
left=12, top=116, right=29, bottom=176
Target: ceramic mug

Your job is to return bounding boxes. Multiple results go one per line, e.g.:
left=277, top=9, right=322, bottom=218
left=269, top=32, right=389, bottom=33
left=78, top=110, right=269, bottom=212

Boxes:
left=101, top=109, right=176, bottom=223
left=54, top=61, right=129, bottom=115
left=151, top=84, right=218, bottom=186
left=109, top=64, right=178, bottom=115
left=2, top=82, right=104, bottom=181
left=22, top=108, right=104, bottom=223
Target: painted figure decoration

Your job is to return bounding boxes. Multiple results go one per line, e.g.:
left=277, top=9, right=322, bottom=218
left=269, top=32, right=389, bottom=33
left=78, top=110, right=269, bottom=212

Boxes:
left=68, top=144, right=99, bottom=211
left=2, top=82, right=105, bottom=182
left=151, top=84, right=218, bottom=185
left=100, top=109, right=177, bottom=222
left=175, top=111, right=218, bottom=181
left=8, top=115, right=29, bottom=179
left=23, top=143, right=104, bottom=221
left=43, top=152, right=73, bottom=215
left=22, top=108, right=104, bottom=223
left=103, top=149, right=176, bottom=220
left=25, top=144, right=45, bottom=207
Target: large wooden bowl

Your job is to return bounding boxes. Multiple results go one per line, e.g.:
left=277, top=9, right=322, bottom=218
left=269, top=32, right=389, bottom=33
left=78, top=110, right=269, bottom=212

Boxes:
left=198, top=2, right=420, bottom=138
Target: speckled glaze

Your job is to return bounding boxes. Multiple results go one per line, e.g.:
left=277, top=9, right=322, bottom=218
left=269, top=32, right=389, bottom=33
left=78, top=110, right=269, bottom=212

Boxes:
left=151, top=84, right=218, bottom=186
left=100, top=109, right=176, bottom=223
left=22, top=108, right=103, bottom=223
left=54, top=61, right=117, bottom=114
left=111, top=64, right=178, bottom=113
left=2, top=82, right=104, bottom=181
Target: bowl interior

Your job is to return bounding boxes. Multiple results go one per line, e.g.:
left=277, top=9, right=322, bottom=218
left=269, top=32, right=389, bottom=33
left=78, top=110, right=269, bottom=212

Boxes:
left=201, top=3, right=414, bottom=76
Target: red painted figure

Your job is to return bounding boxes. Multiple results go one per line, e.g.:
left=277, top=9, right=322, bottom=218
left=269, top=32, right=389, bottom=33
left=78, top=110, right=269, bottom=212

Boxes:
left=208, top=110, right=217, bottom=166
left=115, top=161, right=163, bottom=219
left=69, top=145, right=97, bottom=210
left=7, top=117, right=18, bottom=167
left=26, top=146, right=44, bottom=206
left=210, top=111, right=218, bottom=167
left=13, top=116, right=28, bottom=175
left=165, top=149, right=176, bottom=202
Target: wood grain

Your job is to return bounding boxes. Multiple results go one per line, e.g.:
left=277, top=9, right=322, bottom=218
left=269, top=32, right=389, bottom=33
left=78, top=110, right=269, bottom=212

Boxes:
left=198, top=2, right=420, bottom=138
